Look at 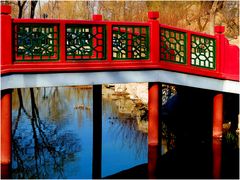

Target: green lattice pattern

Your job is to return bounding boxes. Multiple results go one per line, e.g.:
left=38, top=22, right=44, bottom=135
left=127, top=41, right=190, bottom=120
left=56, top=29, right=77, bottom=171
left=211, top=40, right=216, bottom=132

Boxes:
left=160, top=28, right=186, bottom=64
left=15, top=24, right=59, bottom=61
left=112, top=26, right=149, bottom=60
left=66, top=25, right=106, bottom=60
left=191, top=35, right=216, bottom=69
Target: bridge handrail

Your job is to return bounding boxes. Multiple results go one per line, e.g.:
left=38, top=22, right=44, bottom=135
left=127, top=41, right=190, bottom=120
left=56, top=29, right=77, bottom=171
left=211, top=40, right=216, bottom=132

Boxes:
left=0, top=5, right=239, bottom=81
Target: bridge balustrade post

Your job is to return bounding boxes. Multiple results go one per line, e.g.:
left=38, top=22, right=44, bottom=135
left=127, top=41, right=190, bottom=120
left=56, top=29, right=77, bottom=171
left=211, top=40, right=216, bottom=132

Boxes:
left=60, top=21, right=66, bottom=63
left=214, top=26, right=225, bottom=76
left=0, top=5, right=12, bottom=66
left=92, top=14, right=103, bottom=59
left=1, top=89, right=12, bottom=178
left=148, top=12, right=160, bottom=64
left=215, top=26, right=239, bottom=80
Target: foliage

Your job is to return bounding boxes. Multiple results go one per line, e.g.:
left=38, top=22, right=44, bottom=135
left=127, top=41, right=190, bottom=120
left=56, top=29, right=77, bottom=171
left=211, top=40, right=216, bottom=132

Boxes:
left=2, top=1, right=239, bottom=41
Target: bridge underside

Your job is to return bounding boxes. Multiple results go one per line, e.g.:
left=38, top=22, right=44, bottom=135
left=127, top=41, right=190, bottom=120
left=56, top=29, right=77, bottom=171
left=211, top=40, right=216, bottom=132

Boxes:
left=1, top=69, right=239, bottom=94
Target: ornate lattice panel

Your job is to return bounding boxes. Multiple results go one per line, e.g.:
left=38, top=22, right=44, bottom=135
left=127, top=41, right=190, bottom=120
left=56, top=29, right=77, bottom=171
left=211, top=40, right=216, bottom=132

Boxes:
left=112, top=26, right=149, bottom=60
left=66, top=25, right=106, bottom=60
left=191, top=35, right=216, bottom=69
left=14, top=24, right=59, bottom=61
left=160, top=28, right=186, bottom=64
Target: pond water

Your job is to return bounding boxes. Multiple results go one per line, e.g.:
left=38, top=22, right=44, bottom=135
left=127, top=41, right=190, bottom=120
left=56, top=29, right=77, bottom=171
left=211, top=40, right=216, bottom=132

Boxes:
left=10, top=86, right=239, bottom=179
left=11, top=87, right=148, bottom=179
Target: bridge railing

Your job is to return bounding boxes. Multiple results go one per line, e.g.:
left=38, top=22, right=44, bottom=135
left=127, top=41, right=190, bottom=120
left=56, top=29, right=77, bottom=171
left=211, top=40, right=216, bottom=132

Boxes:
left=0, top=6, right=239, bottom=81
left=158, top=24, right=219, bottom=79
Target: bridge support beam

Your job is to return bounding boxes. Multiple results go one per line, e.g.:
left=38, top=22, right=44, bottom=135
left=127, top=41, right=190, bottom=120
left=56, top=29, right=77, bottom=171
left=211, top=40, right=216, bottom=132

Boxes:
left=1, top=89, right=12, bottom=178
left=148, top=82, right=161, bottom=146
left=148, top=82, right=162, bottom=178
left=212, top=138, right=222, bottom=179
left=212, top=93, right=223, bottom=178
left=92, top=85, right=102, bottom=179
left=213, top=93, right=223, bottom=138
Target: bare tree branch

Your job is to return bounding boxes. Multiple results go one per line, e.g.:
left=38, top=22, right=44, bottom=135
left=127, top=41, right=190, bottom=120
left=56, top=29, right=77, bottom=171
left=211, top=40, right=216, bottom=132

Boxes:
left=18, top=0, right=27, bottom=18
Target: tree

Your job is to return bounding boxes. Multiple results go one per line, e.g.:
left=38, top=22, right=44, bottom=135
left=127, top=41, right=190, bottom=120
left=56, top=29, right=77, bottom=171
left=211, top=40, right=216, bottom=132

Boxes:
left=30, top=0, right=38, bottom=18
left=17, top=0, right=27, bottom=18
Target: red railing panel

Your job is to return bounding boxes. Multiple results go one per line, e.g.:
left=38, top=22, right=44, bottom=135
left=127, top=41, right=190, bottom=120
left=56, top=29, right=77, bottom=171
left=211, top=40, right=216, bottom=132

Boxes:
left=0, top=6, right=239, bottom=81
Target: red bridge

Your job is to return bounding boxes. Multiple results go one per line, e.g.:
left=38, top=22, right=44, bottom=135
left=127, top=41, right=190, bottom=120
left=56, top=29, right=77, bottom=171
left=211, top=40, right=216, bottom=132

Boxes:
left=1, top=6, right=239, bottom=81
left=0, top=5, right=239, bottom=178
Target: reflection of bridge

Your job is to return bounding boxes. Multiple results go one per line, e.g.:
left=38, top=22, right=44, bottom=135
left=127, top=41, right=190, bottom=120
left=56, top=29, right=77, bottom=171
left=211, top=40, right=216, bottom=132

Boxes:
left=1, top=5, right=239, bottom=178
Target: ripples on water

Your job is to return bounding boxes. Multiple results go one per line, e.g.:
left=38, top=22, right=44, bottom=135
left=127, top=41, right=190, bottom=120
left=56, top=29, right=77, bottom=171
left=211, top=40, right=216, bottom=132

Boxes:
left=11, top=87, right=148, bottom=179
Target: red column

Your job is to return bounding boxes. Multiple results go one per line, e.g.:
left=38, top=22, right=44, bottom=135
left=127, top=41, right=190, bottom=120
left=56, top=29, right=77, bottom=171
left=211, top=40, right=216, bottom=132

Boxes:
left=212, top=138, right=222, bottom=179
left=1, top=90, right=12, bottom=178
left=214, top=26, right=225, bottom=76
left=148, top=12, right=160, bottom=64
left=148, top=145, right=158, bottom=179
left=0, top=5, right=12, bottom=66
left=148, top=82, right=161, bottom=178
left=213, top=93, right=223, bottom=138
left=148, top=82, right=161, bottom=146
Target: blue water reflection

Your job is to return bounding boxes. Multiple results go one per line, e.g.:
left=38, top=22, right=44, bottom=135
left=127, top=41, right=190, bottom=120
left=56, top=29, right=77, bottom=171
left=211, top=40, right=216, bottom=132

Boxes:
left=11, top=87, right=147, bottom=179
left=102, top=98, right=148, bottom=177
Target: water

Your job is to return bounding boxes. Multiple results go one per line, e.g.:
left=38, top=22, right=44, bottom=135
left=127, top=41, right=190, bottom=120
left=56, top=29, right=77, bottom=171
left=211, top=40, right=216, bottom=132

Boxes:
left=11, top=87, right=148, bottom=179
left=10, top=86, right=240, bottom=179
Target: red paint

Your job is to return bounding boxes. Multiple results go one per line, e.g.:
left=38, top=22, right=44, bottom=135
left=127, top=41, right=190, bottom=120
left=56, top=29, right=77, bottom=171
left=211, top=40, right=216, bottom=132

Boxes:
left=212, top=138, right=222, bottom=178
left=0, top=5, right=11, bottom=14
left=106, top=23, right=113, bottom=62
left=213, top=93, right=223, bottom=138
left=0, top=5, right=12, bottom=66
left=1, top=164, right=11, bottom=178
left=148, top=12, right=159, bottom=20
left=1, top=90, right=12, bottom=165
left=92, top=14, right=102, bottom=21
left=0, top=6, right=239, bottom=81
left=148, top=83, right=160, bottom=146
left=60, top=22, right=66, bottom=63
left=148, top=11, right=160, bottom=64
left=148, top=145, right=158, bottom=178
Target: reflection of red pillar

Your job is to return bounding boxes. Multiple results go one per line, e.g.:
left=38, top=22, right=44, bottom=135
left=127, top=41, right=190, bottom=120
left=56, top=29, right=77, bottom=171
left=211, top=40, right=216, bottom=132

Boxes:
left=148, top=82, right=161, bottom=178
left=148, top=82, right=161, bottom=146
left=213, top=94, right=223, bottom=138
left=1, top=90, right=12, bottom=178
left=148, top=145, right=158, bottom=179
left=212, top=138, right=222, bottom=179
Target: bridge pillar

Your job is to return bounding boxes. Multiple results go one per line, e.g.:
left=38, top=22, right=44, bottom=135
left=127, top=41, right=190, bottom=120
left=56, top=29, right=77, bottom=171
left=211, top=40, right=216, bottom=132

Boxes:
left=148, top=82, right=161, bottom=146
left=92, top=85, right=102, bottom=179
left=1, top=89, right=12, bottom=178
left=212, top=93, right=223, bottom=178
left=212, top=138, right=222, bottom=178
left=148, top=82, right=162, bottom=178
left=213, top=93, right=223, bottom=138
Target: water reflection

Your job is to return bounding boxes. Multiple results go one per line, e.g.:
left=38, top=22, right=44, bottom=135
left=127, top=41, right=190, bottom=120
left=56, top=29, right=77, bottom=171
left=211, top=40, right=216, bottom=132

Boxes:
left=102, top=89, right=148, bottom=177
left=12, top=86, right=147, bottom=178
left=12, top=87, right=91, bottom=178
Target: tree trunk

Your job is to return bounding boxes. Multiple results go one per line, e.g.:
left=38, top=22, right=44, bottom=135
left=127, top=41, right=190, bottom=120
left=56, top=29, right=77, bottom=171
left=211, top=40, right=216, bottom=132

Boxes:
left=17, top=0, right=27, bottom=18
left=30, top=0, right=38, bottom=18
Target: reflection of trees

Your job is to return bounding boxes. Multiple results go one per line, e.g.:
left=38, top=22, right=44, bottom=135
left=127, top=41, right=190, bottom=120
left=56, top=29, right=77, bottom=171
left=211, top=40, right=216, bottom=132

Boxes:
left=103, top=99, right=148, bottom=159
left=48, top=87, right=67, bottom=121
left=12, top=88, right=81, bottom=178
left=162, top=84, right=177, bottom=151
